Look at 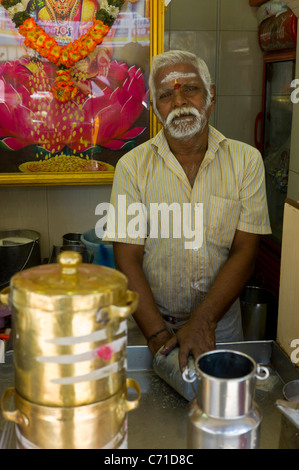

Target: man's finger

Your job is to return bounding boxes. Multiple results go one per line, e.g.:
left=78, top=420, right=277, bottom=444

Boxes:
left=160, top=335, right=178, bottom=355
left=178, top=346, right=191, bottom=372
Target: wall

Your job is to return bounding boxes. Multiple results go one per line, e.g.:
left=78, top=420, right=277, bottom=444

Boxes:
left=164, top=0, right=263, bottom=142
left=0, top=0, right=264, bottom=259
left=0, top=184, right=112, bottom=259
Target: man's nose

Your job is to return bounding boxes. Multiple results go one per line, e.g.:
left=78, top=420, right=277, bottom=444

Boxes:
left=172, top=88, right=187, bottom=107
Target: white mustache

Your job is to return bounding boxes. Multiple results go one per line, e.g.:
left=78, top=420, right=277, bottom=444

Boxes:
left=166, top=106, right=202, bottom=126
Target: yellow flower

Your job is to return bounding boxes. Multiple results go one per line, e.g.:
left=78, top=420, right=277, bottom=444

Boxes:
left=19, top=17, right=37, bottom=33
left=43, top=37, right=56, bottom=51
left=36, top=32, right=48, bottom=48
left=48, top=45, right=62, bottom=64
left=83, top=36, right=97, bottom=51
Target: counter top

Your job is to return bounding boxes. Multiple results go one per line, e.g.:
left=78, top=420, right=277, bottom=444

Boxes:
left=126, top=341, right=299, bottom=449
left=1, top=341, right=299, bottom=449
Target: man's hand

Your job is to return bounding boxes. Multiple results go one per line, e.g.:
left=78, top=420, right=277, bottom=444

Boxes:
left=160, top=314, right=217, bottom=372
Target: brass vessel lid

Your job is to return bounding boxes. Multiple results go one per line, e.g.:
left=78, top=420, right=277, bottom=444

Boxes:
left=10, top=251, right=129, bottom=311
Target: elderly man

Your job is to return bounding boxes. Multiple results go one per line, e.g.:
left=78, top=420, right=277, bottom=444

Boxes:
left=103, top=50, right=271, bottom=371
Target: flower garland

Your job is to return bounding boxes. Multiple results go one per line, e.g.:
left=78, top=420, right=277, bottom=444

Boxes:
left=0, top=0, right=125, bottom=101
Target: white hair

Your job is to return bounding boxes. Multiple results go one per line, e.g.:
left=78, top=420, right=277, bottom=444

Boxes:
left=149, top=50, right=213, bottom=113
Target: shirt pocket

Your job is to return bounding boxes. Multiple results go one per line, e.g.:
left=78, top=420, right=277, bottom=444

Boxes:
left=205, top=195, right=241, bottom=249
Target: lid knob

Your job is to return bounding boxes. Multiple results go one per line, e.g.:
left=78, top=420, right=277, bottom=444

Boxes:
left=58, top=251, right=82, bottom=275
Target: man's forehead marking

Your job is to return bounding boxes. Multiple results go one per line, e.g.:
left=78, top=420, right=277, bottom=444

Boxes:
left=160, top=71, right=198, bottom=84
left=174, top=78, right=181, bottom=90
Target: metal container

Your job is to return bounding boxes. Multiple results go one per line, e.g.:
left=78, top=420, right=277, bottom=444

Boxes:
left=283, top=380, right=299, bottom=402
left=240, top=286, right=277, bottom=340
left=62, top=232, right=83, bottom=246
left=153, top=346, right=197, bottom=401
left=0, top=251, right=138, bottom=406
left=183, top=349, right=269, bottom=449
left=276, top=380, right=299, bottom=449
left=1, top=379, right=141, bottom=449
left=0, top=230, right=41, bottom=289
left=49, top=244, right=94, bottom=263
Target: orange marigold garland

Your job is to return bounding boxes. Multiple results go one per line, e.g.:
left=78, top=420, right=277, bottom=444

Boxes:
left=1, top=0, right=125, bottom=101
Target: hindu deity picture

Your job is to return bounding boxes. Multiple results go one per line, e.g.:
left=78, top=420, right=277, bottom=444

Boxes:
left=0, top=0, right=152, bottom=180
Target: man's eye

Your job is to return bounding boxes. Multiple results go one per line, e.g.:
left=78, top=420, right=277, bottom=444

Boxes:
left=183, top=86, right=198, bottom=93
left=159, top=91, right=172, bottom=100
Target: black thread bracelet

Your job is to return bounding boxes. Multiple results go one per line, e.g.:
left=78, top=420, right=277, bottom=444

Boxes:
left=146, top=328, right=168, bottom=344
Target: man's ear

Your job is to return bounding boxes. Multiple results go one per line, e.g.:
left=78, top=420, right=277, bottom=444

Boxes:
left=210, top=85, right=216, bottom=106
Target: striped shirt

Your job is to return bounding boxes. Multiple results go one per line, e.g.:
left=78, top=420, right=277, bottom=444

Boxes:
left=103, top=125, right=271, bottom=340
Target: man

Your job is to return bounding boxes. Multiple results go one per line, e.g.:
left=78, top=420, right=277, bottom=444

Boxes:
left=103, top=50, right=271, bottom=371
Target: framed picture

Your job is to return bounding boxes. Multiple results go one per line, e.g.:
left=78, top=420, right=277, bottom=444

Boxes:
left=0, top=0, right=164, bottom=186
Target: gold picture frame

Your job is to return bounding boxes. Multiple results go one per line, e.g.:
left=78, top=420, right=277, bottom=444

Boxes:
left=0, top=0, right=165, bottom=187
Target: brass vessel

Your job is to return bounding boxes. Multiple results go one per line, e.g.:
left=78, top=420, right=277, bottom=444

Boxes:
left=0, top=251, right=141, bottom=448
left=1, top=379, right=141, bottom=449
left=1, top=251, right=138, bottom=406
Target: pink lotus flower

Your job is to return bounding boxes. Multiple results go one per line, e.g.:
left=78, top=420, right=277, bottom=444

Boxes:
left=0, top=58, right=149, bottom=154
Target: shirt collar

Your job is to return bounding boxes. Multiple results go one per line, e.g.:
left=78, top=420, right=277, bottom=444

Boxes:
left=207, top=125, right=229, bottom=153
left=151, top=124, right=229, bottom=158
